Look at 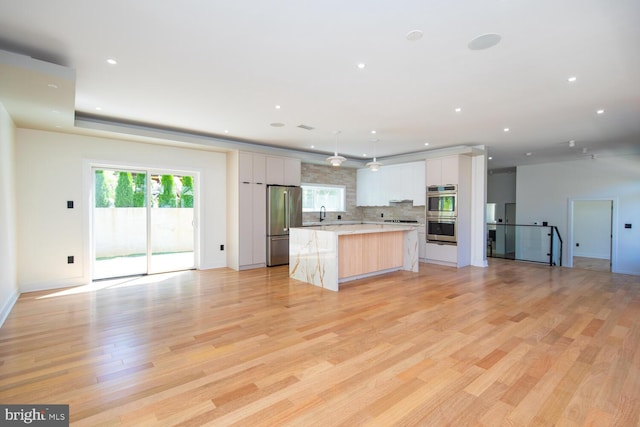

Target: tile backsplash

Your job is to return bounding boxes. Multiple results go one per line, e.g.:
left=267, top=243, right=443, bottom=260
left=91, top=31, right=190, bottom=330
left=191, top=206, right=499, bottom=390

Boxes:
left=360, top=202, right=425, bottom=223
left=301, top=163, right=425, bottom=224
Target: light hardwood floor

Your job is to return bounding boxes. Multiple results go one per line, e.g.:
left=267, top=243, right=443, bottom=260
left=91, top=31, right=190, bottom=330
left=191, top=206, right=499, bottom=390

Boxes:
left=573, top=256, right=611, bottom=273
left=1, top=260, right=639, bottom=426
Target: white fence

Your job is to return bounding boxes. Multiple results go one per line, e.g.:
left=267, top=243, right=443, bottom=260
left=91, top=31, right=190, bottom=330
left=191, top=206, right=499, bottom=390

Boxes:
left=94, top=208, right=194, bottom=257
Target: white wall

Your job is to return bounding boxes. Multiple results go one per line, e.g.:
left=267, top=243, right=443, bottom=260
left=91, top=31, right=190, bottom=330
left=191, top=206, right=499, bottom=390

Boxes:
left=15, top=129, right=228, bottom=292
left=573, top=200, right=612, bottom=259
left=470, top=153, right=488, bottom=267
left=516, top=156, right=640, bottom=275
left=0, top=103, right=19, bottom=326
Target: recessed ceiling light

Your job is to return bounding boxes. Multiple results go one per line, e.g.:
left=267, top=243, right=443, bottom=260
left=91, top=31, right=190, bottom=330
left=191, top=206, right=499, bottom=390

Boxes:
left=406, top=30, right=424, bottom=41
left=596, top=109, right=605, bottom=114
left=488, top=156, right=493, bottom=160
left=275, top=105, right=281, bottom=109
left=310, top=145, right=315, bottom=149
left=468, top=33, right=502, bottom=50
left=424, top=142, right=429, bottom=146
left=503, top=127, right=510, bottom=132
left=567, top=76, right=577, bottom=82
left=454, top=107, right=462, bottom=113
left=106, top=58, right=117, bottom=65
left=526, top=152, right=533, bottom=156
left=371, top=130, right=376, bottom=134
left=95, top=107, right=102, bottom=111
left=362, top=153, right=367, bottom=157
left=224, top=129, right=229, bottom=134
left=47, top=83, right=58, bottom=89
left=357, top=63, right=366, bottom=69
left=270, top=122, right=285, bottom=127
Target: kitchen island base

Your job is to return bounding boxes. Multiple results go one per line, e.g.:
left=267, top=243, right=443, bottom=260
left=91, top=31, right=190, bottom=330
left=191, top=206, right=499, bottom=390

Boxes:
left=289, top=224, right=418, bottom=291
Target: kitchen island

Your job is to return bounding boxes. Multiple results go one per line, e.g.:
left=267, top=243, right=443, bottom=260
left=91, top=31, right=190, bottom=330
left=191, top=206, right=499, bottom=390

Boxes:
left=289, top=223, right=419, bottom=291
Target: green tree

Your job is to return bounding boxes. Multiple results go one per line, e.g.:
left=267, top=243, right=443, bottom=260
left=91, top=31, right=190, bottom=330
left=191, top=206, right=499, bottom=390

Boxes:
left=158, top=175, right=176, bottom=207
left=114, top=172, right=134, bottom=207
left=181, top=176, right=194, bottom=208
left=133, top=173, right=146, bottom=207
left=95, top=170, right=110, bottom=207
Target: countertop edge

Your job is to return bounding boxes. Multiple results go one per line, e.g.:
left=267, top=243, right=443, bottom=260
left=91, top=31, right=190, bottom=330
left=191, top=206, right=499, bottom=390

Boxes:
left=292, top=224, right=419, bottom=235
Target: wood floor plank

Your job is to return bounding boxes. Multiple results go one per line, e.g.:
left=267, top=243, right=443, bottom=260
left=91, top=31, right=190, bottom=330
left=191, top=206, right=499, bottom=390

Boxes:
left=0, top=259, right=638, bottom=426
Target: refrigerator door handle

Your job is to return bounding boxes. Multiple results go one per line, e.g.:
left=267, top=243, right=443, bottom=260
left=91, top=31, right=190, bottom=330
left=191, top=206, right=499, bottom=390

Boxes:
left=270, top=236, right=289, bottom=241
left=284, top=190, right=289, bottom=231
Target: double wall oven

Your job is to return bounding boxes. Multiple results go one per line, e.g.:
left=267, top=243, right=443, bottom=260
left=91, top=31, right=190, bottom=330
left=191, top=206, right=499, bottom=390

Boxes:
left=426, top=184, right=457, bottom=243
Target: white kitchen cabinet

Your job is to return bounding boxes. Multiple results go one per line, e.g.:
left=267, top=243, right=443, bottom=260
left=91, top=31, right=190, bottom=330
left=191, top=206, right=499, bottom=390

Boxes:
left=251, top=182, right=266, bottom=264
left=356, top=168, right=377, bottom=206
left=238, top=182, right=254, bottom=266
left=357, top=161, right=425, bottom=206
left=426, top=155, right=459, bottom=186
left=424, top=154, right=472, bottom=268
left=240, top=152, right=265, bottom=184
left=266, top=156, right=284, bottom=185
left=237, top=152, right=267, bottom=269
left=265, top=155, right=301, bottom=185
left=232, top=151, right=300, bottom=270
left=425, top=242, right=457, bottom=265
left=284, top=158, right=301, bottom=186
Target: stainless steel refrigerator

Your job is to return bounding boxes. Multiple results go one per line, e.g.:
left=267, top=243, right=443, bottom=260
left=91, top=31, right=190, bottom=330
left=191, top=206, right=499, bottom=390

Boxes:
left=267, top=185, right=302, bottom=266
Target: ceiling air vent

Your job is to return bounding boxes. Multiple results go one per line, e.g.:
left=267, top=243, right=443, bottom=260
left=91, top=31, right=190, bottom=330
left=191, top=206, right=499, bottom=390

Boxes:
left=297, top=124, right=314, bottom=131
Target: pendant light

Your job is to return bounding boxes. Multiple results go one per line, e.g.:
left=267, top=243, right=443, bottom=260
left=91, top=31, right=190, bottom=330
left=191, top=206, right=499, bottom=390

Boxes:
left=365, top=139, right=382, bottom=171
left=326, top=130, right=346, bottom=167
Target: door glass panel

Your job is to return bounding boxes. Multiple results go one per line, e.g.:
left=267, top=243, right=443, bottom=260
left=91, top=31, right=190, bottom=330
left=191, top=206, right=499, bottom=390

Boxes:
left=93, top=169, right=148, bottom=279
left=149, top=173, right=195, bottom=273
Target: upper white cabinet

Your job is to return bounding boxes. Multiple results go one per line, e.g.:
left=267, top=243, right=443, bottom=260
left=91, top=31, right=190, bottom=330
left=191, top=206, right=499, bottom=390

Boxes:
left=266, top=156, right=301, bottom=186
left=426, top=155, right=460, bottom=186
left=357, top=161, right=425, bottom=206
left=239, top=152, right=265, bottom=184
left=284, top=158, right=301, bottom=186
left=266, top=156, right=284, bottom=185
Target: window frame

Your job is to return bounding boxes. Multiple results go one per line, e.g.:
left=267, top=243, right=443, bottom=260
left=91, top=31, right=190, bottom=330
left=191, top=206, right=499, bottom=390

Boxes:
left=301, top=183, right=346, bottom=213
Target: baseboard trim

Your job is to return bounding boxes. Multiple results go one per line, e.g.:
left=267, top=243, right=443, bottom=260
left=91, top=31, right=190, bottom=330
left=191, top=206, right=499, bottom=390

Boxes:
left=0, top=289, right=20, bottom=328
left=20, top=277, right=88, bottom=293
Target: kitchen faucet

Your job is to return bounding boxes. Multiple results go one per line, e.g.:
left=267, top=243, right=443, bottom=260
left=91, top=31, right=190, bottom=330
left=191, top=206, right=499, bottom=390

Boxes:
left=319, top=206, right=326, bottom=222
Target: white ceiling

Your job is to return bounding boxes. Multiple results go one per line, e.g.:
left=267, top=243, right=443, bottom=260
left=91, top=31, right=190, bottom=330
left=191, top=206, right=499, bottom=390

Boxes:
left=1, top=0, right=639, bottom=170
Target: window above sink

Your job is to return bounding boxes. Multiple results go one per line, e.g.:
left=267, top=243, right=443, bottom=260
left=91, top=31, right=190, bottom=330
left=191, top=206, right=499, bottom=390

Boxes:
left=302, top=183, right=346, bottom=212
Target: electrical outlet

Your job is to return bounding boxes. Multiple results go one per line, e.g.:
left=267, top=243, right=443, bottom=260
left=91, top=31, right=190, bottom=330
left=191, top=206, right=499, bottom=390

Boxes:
left=67, top=256, right=74, bottom=264
left=220, top=244, right=225, bottom=251
left=576, top=243, right=580, bottom=247
left=67, top=200, right=74, bottom=209
left=380, top=213, right=384, bottom=218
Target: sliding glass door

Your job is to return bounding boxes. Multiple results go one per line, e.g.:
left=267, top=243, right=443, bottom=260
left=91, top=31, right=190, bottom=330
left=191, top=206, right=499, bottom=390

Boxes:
left=149, top=173, right=195, bottom=274
left=93, top=168, right=195, bottom=280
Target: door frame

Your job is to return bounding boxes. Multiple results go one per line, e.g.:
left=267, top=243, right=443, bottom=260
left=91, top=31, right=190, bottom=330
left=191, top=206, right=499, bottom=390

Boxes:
left=83, top=159, right=201, bottom=281
left=567, top=197, right=617, bottom=271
